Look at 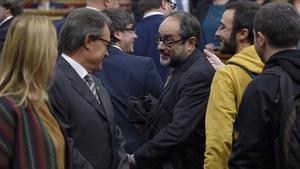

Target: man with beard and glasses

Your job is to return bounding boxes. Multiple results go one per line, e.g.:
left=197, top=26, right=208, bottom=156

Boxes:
left=229, top=2, right=300, bottom=169
left=203, top=1, right=264, bottom=169
left=129, top=11, right=215, bottom=169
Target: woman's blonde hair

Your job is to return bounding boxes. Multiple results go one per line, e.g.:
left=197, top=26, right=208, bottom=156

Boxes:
left=0, top=15, right=57, bottom=106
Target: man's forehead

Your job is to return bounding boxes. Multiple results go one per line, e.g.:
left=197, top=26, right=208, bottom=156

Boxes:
left=159, top=17, right=180, bottom=35
left=221, top=9, right=235, bottom=26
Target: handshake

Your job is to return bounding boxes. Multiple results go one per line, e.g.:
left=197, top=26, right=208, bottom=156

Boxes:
left=127, top=154, right=136, bottom=169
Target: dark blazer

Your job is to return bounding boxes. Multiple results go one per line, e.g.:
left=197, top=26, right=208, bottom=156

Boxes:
left=134, top=49, right=215, bottom=169
left=133, top=14, right=169, bottom=80
left=49, top=57, right=128, bottom=169
left=94, top=46, right=163, bottom=154
left=0, top=17, right=13, bottom=51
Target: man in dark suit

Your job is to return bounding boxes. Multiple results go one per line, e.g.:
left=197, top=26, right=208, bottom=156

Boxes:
left=0, top=0, right=22, bottom=51
left=94, top=8, right=163, bottom=154
left=129, top=11, right=215, bottom=169
left=49, top=8, right=128, bottom=169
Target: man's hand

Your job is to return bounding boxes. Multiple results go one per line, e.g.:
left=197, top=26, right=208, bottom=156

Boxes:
left=204, top=48, right=225, bottom=70
left=128, top=154, right=136, bottom=169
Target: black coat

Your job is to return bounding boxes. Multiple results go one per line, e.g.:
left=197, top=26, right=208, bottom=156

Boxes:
left=134, top=49, right=215, bottom=169
left=229, top=50, right=300, bottom=169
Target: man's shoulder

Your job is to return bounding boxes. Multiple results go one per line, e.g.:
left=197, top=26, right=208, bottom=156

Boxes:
left=177, top=54, right=215, bottom=85
left=135, top=15, right=163, bottom=30
left=244, top=69, right=281, bottom=97
left=189, top=52, right=215, bottom=74
left=126, top=53, right=153, bottom=64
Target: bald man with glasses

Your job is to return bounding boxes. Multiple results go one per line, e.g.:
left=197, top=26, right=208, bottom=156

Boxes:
left=129, top=11, right=215, bottom=169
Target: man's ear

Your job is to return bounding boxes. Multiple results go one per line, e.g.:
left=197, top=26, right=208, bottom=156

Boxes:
left=104, top=0, right=110, bottom=7
left=83, top=35, right=93, bottom=50
left=256, top=31, right=266, bottom=49
left=161, top=0, right=168, bottom=10
left=113, top=31, right=122, bottom=41
left=237, top=28, right=249, bottom=42
left=4, top=8, right=11, bottom=17
left=186, top=37, right=196, bottom=52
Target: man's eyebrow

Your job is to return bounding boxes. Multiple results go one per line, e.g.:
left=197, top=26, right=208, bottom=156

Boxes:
left=158, top=34, right=173, bottom=38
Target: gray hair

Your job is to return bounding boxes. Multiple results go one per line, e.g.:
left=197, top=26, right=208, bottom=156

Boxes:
left=59, top=8, right=110, bottom=53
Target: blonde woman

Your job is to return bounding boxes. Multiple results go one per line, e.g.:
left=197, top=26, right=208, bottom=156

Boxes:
left=0, top=15, right=69, bottom=169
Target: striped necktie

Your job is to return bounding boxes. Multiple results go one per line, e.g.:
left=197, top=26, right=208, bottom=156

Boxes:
left=84, top=74, right=100, bottom=102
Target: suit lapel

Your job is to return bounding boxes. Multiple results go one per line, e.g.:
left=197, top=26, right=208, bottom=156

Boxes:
left=159, top=49, right=201, bottom=102
left=94, top=76, right=114, bottom=122
left=58, top=58, right=109, bottom=121
left=159, top=71, right=181, bottom=103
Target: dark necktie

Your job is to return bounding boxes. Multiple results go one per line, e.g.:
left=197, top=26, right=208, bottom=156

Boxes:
left=84, top=74, right=100, bottom=102
left=164, top=68, right=175, bottom=88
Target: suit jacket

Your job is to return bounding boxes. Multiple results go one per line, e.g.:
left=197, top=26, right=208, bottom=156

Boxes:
left=133, top=14, right=169, bottom=80
left=0, top=17, right=13, bottom=51
left=49, top=57, right=128, bottom=169
left=134, top=49, right=215, bottom=169
left=94, top=46, right=163, bottom=154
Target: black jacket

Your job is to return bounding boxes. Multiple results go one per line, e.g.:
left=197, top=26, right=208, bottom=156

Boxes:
left=229, top=50, right=300, bottom=169
left=134, top=49, right=215, bottom=169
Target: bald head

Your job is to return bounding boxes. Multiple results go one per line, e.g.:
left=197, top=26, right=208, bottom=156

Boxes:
left=86, top=0, right=119, bottom=10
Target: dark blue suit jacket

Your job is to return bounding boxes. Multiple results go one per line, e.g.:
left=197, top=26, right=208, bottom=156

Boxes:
left=94, top=46, right=163, bottom=154
left=49, top=57, right=128, bottom=169
left=133, top=14, right=169, bottom=80
left=0, top=17, right=13, bottom=51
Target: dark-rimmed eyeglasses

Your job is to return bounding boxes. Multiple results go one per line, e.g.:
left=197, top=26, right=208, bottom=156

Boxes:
left=118, top=27, right=135, bottom=33
left=155, top=35, right=189, bottom=47
left=166, top=0, right=177, bottom=10
left=90, top=35, right=112, bottom=48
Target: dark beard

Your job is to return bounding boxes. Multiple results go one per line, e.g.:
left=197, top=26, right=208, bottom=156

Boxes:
left=218, top=31, right=237, bottom=56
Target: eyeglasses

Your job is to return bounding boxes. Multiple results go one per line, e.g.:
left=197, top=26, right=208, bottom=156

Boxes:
left=155, top=35, right=189, bottom=47
left=118, top=27, right=135, bottom=33
left=166, top=0, right=177, bottom=10
left=91, top=35, right=112, bottom=48
left=217, top=24, right=233, bottom=33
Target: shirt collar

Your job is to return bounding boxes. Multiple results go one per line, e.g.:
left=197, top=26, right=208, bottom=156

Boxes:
left=111, top=45, right=123, bottom=52
left=143, top=11, right=164, bottom=18
left=62, top=53, right=88, bottom=79
left=85, top=6, right=100, bottom=12
left=0, top=15, right=13, bottom=26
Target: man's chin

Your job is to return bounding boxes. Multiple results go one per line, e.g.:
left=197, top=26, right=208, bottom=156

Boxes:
left=160, top=58, right=170, bottom=66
